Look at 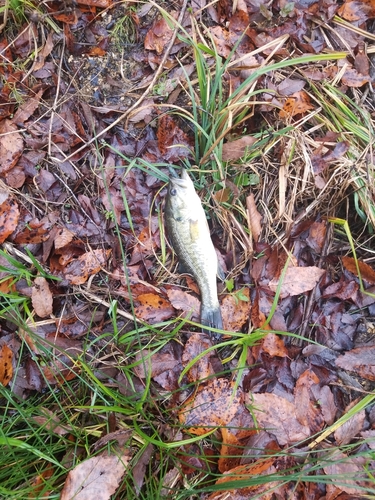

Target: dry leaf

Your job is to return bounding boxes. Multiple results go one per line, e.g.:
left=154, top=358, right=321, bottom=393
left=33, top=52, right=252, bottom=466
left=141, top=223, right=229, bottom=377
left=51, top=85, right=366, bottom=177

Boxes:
left=262, top=333, right=288, bottom=357
left=166, top=288, right=200, bottom=321
left=279, top=90, right=313, bottom=118
left=61, top=453, right=130, bottom=500
left=0, top=119, right=23, bottom=173
left=32, top=277, right=53, bottom=318
left=222, top=136, right=257, bottom=162
left=13, top=90, right=44, bottom=124
left=221, top=289, right=250, bottom=331
left=268, top=266, right=325, bottom=298
left=54, top=227, right=74, bottom=249
left=246, top=193, right=262, bottom=243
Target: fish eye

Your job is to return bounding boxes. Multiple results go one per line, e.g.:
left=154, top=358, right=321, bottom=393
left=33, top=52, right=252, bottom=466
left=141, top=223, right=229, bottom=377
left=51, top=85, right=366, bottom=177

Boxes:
left=170, top=188, right=177, bottom=196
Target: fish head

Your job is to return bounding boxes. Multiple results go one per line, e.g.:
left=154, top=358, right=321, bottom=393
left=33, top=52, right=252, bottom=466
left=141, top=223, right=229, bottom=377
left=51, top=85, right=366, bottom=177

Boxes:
left=167, top=170, right=197, bottom=215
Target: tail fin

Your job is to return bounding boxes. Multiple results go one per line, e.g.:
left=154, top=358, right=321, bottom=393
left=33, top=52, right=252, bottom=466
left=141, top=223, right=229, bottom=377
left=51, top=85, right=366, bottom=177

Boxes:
left=201, top=305, right=223, bottom=341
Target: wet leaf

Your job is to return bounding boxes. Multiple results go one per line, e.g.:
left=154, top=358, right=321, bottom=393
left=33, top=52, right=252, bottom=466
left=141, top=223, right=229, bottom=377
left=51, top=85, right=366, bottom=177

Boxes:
left=64, top=249, right=111, bottom=285
left=268, top=266, right=325, bottom=298
left=0, top=197, right=19, bottom=244
left=250, top=393, right=311, bottom=446
left=335, top=346, right=375, bottom=381
left=54, top=227, right=74, bottom=249
left=32, top=277, right=53, bottom=318
left=0, top=344, right=13, bottom=386
left=182, top=333, right=215, bottom=383
left=61, top=453, right=130, bottom=500
left=180, top=378, right=242, bottom=435
left=323, top=450, right=368, bottom=495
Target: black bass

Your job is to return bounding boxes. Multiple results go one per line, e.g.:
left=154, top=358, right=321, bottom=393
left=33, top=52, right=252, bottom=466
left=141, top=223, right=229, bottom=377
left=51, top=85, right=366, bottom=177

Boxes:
left=165, top=169, right=223, bottom=334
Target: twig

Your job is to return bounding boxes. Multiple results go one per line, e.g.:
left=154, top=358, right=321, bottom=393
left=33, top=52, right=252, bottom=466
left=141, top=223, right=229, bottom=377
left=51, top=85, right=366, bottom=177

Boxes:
left=60, top=0, right=189, bottom=163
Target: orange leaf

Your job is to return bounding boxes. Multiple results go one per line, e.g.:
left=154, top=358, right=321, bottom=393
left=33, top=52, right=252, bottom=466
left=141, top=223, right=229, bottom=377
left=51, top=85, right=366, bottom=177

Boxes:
left=0, top=119, right=23, bottom=173
left=221, top=289, right=250, bottom=331
left=279, top=90, right=313, bottom=118
left=246, top=193, right=262, bottom=242
left=0, top=344, right=13, bottom=386
left=134, top=293, right=174, bottom=323
left=342, top=256, right=375, bottom=284
left=262, top=333, right=288, bottom=357
left=0, top=197, right=19, bottom=244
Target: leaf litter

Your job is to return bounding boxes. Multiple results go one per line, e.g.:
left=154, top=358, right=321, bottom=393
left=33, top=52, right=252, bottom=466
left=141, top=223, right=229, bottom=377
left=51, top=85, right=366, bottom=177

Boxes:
left=1, top=0, right=375, bottom=497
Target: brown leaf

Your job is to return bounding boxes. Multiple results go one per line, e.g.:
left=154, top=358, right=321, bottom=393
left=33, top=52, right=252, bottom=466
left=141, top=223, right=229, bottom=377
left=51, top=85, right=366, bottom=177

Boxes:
left=32, top=277, right=53, bottom=318
left=179, top=378, right=242, bottom=435
left=61, top=453, right=130, bottom=500
left=33, top=32, right=54, bottom=71
left=0, top=197, right=19, bottom=244
left=268, top=266, right=325, bottom=298
left=294, top=370, right=324, bottom=434
left=250, top=393, right=311, bottom=446
left=342, top=256, right=375, bottom=284
left=0, top=344, right=13, bottom=386
left=222, top=136, right=257, bottom=162
left=323, top=450, right=368, bottom=495
left=335, top=346, right=375, bottom=381
left=0, top=119, right=23, bottom=173
left=262, top=333, right=288, bottom=358
left=64, top=249, right=111, bottom=285
left=33, top=408, right=72, bottom=436
left=166, top=288, right=200, bottom=322
left=341, top=67, right=370, bottom=87
left=246, top=193, right=262, bottom=243
left=13, top=90, right=44, bottom=124
left=54, top=227, right=74, bottom=249
left=144, top=16, right=174, bottom=54
left=334, top=406, right=365, bottom=445
left=221, top=289, right=250, bottom=331
left=182, top=333, right=215, bottom=383
left=134, top=293, right=175, bottom=323
left=337, top=0, right=375, bottom=22
left=279, top=90, right=314, bottom=118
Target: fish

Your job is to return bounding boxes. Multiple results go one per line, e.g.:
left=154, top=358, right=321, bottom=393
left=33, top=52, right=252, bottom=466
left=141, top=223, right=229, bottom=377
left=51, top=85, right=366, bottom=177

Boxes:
left=165, top=169, right=223, bottom=336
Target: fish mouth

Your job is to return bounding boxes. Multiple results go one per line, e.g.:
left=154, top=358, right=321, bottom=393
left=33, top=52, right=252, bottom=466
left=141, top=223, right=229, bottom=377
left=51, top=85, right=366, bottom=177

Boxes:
left=169, top=177, right=188, bottom=187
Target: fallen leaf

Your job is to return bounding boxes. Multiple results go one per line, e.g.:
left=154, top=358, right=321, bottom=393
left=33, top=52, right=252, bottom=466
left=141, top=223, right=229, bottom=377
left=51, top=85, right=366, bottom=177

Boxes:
left=335, top=346, right=375, bottom=380
left=166, top=288, right=200, bottom=322
left=182, top=333, right=215, bottom=382
left=337, top=0, right=374, bottom=22
left=221, top=289, right=250, bottom=331
left=294, top=370, right=324, bottom=434
left=61, top=453, right=130, bottom=500
left=54, top=227, right=74, bottom=249
left=13, top=89, right=44, bottom=124
left=342, top=256, right=375, bottom=284
left=334, top=406, right=365, bottom=445
left=323, top=450, right=368, bottom=495
left=261, top=333, right=288, bottom=357
left=32, top=277, right=53, bottom=318
left=180, top=378, right=242, bottom=435
left=64, top=249, right=111, bottom=285
left=222, top=136, right=257, bottom=161
left=0, top=119, right=23, bottom=173
left=279, top=90, right=314, bottom=118
left=144, top=15, right=174, bottom=54
left=0, top=344, right=13, bottom=386
left=0, top=197, right=19, bottom=244
left=134, top=293, right=175, bottom=323
left=250, top=393, right=311, bottom=446
left=246, top=193, right=262, bottom=243
left=268, top=266, right=325, bottom=298
left=32, top=408, right=72, bottom=436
